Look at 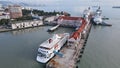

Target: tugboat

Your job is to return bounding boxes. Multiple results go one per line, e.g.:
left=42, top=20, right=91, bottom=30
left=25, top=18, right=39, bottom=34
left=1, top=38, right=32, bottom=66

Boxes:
left=91, top=7, right=112, bottom=26
left=47, top=24, right=60, bottom=32
left=36, top=33, right=69, bottom=63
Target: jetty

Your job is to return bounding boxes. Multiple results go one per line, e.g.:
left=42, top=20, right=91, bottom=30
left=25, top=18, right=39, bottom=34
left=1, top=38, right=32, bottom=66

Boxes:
left=46, top=20, right=91, bottom=68
left=47, top=24, right=60, bottom=32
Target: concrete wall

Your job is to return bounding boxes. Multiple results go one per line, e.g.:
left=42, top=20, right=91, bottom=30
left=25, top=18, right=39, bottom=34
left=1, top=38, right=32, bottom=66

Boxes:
left=11, top=20, right=43, bottom=29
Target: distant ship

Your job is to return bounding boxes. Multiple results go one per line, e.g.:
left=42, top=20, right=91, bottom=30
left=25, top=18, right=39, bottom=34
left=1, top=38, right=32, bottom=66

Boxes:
left=112, top=6, right=120, bottom=8
left=47, top=24, right=60, bottom=32
left=36, top=33, right=70, bottom=63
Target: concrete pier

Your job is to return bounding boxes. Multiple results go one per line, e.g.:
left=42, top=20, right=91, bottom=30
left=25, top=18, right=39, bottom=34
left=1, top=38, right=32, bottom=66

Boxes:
left=0, top=20, right=44, bottom=33
left=46, top=22, right=92, bottom=68
left=0, top=24, right=44, bottom=33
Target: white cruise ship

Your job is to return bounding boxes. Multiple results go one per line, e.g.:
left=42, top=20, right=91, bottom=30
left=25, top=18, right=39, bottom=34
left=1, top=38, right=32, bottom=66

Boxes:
left=36, top=33, right=70, bottom=63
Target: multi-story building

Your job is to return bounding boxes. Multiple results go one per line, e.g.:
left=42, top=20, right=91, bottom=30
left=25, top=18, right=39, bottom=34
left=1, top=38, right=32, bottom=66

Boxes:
left=0, top=4, right=4, bottom=16
left=8, top=5, right=22, bottom=19
left=57, top=16, right=82, bottom=27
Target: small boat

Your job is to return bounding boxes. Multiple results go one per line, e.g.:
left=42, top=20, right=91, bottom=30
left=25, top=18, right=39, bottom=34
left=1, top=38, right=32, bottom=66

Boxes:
left=36, top=33, right=70, bottom=63
left=47, top=24, right=60, bottom=32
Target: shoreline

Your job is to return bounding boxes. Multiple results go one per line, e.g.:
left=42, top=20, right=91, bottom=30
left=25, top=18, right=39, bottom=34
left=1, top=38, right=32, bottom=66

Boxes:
left=0, top=25, right=44, bottom=33
left=46, top=21, right=92, bottom=68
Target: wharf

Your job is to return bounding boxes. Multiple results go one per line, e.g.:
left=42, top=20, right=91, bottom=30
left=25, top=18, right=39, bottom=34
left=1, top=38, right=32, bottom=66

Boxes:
left=46, top=22, right=92, bottom=68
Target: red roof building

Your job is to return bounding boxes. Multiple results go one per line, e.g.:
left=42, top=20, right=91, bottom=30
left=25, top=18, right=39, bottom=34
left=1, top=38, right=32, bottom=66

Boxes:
left=57, top=16, right=82, bottom=27
left=8, top=5, right=23, bottom=19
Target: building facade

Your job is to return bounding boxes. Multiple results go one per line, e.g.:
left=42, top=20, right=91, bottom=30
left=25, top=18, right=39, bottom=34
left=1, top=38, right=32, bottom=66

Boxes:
left=9, top=5, right=23, bottom=19
left=0, top=4, right=4, bottom=16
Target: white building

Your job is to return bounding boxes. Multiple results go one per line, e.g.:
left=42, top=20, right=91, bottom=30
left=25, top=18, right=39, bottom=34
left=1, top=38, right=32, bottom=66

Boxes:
left=44, top=16, right=57, bottom=22
left=0, top=7, right=10, bottom=20
left=11, top=20, right=43, bottom=29
left=0, top=4, right=10, bottom=20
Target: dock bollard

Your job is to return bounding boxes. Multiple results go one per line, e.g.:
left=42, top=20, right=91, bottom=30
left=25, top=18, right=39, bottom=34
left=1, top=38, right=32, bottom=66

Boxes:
left=76, top=65, right=78, bottom=68
left=77, top=58, right=80, bottom=63
left=82, top=47, right=85, bottom=50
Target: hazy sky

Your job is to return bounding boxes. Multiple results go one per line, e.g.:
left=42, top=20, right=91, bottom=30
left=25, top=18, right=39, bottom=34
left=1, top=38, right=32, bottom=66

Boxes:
left=0, top=0, right=120, bottom=6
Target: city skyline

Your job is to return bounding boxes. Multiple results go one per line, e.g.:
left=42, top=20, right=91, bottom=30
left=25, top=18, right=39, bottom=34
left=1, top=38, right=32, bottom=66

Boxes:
left=0, top=0, right=120, bottom=6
